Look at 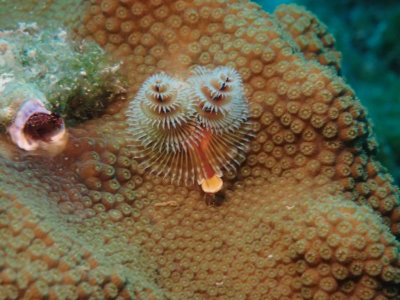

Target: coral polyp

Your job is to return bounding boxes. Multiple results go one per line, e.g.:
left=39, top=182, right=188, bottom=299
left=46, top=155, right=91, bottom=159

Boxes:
left=189, top=66, right=249, bottom=133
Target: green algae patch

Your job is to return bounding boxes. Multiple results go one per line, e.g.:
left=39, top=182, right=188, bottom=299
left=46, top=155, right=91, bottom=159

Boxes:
left=0, top=24, right=126, bottom=126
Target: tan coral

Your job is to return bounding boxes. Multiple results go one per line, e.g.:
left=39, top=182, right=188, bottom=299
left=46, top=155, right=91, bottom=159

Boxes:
left=0, top=0, right=400, bottom=299
left=274, top=4, right=342, bottom=72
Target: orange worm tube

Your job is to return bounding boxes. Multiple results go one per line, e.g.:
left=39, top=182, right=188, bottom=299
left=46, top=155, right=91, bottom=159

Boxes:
left=197, top=130, right=223, bottom=193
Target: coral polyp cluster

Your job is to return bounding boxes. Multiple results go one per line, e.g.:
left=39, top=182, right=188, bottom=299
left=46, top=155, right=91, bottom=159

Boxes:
left=1, top=0, right=400, bottom=299
left=127, top=67, right=250, bottom=191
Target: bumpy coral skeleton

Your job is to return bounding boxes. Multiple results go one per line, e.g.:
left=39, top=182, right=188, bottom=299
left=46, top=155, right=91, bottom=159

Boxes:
left=0, top=1, right=400, bottom=299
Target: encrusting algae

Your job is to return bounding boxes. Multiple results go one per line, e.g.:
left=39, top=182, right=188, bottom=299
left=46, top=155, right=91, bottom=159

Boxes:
left=0, top=23, right=125, bottom=155
left=0, top=0, right=400, bottom=299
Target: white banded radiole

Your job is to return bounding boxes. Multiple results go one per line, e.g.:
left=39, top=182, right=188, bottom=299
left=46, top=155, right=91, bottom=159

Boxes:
left=127, top=67, right=251, bottom=194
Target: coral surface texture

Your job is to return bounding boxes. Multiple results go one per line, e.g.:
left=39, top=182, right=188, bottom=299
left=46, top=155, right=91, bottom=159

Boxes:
left=0, top=0, right=400, bottom=299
